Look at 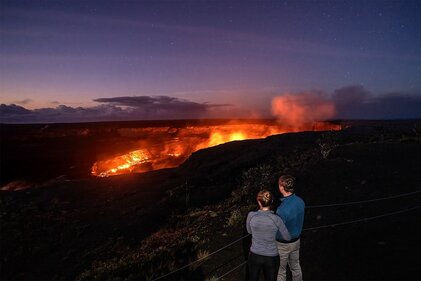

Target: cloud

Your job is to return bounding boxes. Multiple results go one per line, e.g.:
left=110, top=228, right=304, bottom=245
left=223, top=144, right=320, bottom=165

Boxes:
left=271, top=85, right=421, bottom=122
left=332, top=85, right=371, bottom=118
left=93, top=96, right=230, bottom=112
left=2, top=91, right=420, bottom=124
left=333, top=85, right=370, bottom=105
left=332, top=85, right=421, bottom=119
left=0, top=104, right=33, bottom=115
left=0, top=103, right=124, bottom=123
left=0, top=104, right=37, bottom=123
left=13, top=98, right=33, bottom=105
left=0, top=96, right=232, bottom=124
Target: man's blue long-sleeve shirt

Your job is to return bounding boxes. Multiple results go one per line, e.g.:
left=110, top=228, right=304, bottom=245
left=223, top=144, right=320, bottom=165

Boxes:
left=276, top=194, right=305, bottom=240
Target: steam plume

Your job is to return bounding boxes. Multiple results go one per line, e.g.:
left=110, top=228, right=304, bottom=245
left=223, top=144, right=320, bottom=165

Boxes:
left=271, top=92, right=336, bottom=129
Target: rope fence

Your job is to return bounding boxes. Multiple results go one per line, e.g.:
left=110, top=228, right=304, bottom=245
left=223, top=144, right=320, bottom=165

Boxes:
left=151, top=190, right=421, bottom=280
left=303, top=205, right=421, bottom=230
left=151, top=234, right=250, bottom=281
left=306, top=189, right=421, bottom=209
left=217, top=261, right=248, bottom=280
left=214, top=205, right=421, bottom=280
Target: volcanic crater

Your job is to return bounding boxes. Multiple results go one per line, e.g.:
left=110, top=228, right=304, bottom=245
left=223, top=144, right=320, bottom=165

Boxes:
left=1, top=119, right=420, bottom=280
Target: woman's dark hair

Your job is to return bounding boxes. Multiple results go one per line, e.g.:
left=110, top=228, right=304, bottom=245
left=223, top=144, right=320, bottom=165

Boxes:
left=257, top=189, right=273, bottom=207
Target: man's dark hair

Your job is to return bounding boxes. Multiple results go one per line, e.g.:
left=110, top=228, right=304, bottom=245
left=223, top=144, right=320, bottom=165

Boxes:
left=279, top=175, right=295, bottom=193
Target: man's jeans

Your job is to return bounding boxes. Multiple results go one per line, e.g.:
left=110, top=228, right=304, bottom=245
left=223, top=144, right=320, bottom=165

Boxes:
left=276, top=239, right=302, bottom=281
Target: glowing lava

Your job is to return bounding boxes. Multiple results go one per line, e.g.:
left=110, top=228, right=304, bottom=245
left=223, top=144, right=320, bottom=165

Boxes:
left=91, top=149, right=151, bottom=177
left=91, top=121, right=341, bottom=177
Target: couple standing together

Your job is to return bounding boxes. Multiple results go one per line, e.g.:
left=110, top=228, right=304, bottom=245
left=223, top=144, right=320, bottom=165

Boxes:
left=246, top=175, right=305, bottom=281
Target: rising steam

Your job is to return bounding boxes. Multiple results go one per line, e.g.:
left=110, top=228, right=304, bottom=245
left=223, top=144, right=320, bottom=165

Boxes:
left=271, top=92, right=336, bottom=130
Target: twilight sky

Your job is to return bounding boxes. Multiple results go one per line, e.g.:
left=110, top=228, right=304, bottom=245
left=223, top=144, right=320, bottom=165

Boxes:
left=1, top=0, right=421, bottom=123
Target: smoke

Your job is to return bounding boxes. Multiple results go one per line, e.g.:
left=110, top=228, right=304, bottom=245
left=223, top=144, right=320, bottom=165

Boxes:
left=2, top=88, right=420, bottom=124
left=271, top=92, right=336, bottom=129
left=271, top=86, right=421, bottom=124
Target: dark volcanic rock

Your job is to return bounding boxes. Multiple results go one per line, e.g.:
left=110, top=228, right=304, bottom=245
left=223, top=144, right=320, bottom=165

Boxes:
left=1, top=120, right=421, bottom=280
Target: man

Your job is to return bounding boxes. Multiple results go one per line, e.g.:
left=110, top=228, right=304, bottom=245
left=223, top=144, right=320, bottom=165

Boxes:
left=276, top=175, right=305, bottom=281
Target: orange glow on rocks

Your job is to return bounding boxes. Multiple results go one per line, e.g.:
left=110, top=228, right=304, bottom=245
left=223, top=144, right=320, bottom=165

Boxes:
left=91, top=121, right=341, bottom=177
left=91, top=149, right=151, bottom=177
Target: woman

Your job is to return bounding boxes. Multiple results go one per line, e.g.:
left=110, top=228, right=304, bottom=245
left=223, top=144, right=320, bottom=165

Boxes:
left=246, top=190, right=291, bottom=281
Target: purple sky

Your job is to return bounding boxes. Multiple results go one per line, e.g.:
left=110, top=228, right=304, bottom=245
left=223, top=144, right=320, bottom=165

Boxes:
left=1, top=1, right=421, bottom=123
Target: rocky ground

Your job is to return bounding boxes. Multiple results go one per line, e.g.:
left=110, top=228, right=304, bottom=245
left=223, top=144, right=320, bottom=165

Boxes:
left=1, top=120, right=421, bottom=280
